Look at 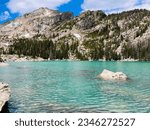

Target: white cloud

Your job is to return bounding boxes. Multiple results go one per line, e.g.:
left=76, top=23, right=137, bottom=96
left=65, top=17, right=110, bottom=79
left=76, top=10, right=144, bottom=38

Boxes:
left=81, top=0, right=150, bottom=13
left=143, top=0, right=150, bottom=4
left=7, top=0, right=70, bottom=15
left=0, top=11, right=10, bottom=21
left=140, top=0, right=150, bottom=9
left=81, top=0, right=136, bottom=11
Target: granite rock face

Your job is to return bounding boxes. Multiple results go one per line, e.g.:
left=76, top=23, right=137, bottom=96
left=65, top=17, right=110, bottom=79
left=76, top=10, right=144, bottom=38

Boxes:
left=0, top=8, right=150, bottom=60
left=98, top=69, right=128, bottom=81
left=0, top=82, right=11, bottom=112
left=0, top=7, right=73, bottom=47
left=75, top=10, right=106, bottom=30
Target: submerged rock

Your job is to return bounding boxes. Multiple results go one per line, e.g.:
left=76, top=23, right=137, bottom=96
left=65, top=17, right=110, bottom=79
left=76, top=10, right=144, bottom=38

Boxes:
left=98, top=69, right=128, bottom=81
left=0, top=82, right=11, bottom=112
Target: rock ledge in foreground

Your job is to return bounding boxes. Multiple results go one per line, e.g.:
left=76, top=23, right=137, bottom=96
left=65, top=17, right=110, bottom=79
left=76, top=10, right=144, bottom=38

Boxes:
left=0, top=82, right=11, bottom=112
left=98, top=69, right=128, bottom=81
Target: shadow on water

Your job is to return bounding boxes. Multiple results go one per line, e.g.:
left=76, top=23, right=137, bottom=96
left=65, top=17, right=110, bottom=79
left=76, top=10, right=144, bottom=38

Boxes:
left=1, top=101, right=18, bottom=113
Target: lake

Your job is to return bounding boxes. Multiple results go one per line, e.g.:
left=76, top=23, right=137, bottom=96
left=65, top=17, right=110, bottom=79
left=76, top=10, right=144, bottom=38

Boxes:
left=0, top=61, right=150, bottom=113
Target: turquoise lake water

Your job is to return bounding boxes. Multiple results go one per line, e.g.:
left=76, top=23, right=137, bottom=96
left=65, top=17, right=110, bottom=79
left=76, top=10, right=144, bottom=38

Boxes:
left=0, top=61, right=150, bottom=113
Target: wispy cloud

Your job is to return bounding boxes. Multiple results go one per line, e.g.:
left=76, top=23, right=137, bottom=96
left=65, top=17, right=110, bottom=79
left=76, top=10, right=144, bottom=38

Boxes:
left=81, top=0, right=150, bottom=13
left=7, top=0, right=71, bottom=15
left=136, top=0, right=150, bottom=10
left=0, top=11, right=11, bottom=21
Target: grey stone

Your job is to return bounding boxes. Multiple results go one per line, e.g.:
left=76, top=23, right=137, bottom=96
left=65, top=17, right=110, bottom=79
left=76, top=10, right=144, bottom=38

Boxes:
left=0, top=82, right=11, bottom=112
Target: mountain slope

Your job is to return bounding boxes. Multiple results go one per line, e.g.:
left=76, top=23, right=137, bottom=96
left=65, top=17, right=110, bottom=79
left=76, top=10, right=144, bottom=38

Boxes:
left=0, top=8, right=150, bottom=60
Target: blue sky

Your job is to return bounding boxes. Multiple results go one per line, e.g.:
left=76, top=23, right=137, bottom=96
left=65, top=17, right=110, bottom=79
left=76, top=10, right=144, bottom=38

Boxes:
left=0, top=0, right=150, bottom=24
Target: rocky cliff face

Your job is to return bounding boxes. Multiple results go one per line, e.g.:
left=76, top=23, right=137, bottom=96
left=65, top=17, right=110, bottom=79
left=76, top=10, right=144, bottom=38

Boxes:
left=0, top=8, right=150, bottom=60
left=75, top=10, right=106, bottom=30
left=0, top=7, right=73, bottom=47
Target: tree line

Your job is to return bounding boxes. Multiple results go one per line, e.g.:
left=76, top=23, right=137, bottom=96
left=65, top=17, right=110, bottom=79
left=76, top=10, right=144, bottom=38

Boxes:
left=7, top=38, right=83, bottom=60
left=0, top=37, right=149, bottom=61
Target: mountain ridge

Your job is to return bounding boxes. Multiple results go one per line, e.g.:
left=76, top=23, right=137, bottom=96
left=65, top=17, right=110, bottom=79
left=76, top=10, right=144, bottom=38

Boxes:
left=0, top=8, right=150, bottom=60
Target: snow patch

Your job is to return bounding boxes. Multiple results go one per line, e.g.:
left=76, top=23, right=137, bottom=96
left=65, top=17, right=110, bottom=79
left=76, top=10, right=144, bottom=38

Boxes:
left=73, top=33, right=81, bottom=40
left=116, top=46, right=122, bottom=54
left=23, top=33, right=31, bottom=38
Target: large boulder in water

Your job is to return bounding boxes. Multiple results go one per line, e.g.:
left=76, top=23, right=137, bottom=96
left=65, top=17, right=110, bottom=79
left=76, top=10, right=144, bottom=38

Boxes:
left=0, top=82, right=11, bottom=112
left=98, top=69, right=128, bottom=81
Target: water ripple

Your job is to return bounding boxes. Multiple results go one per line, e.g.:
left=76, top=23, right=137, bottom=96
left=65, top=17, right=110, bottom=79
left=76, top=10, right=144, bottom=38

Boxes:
left=0, top=61, right=149, bottom=113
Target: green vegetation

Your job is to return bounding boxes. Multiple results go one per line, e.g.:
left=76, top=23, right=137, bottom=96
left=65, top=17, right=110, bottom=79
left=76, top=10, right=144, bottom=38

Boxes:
left=6, top=34, right=150, bottom=61
left=7, top=37, right=84, bottom=60
left=9, top=38, right=54, bottom=59
left=1, top=9, right=150, bottom=61
left=0, top=47, right=4, bottom=62
left=122, top=39, right=150, bottom=60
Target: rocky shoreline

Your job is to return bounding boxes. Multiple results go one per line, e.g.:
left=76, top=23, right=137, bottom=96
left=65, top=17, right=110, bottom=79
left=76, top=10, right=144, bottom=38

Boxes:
left=0, top=54, right=141, bottom=62
left=0, top=62, right=9, bottom=67
left=1, top=54, right=45, bottom=62
left=0, top=82, right=11, bottom=112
